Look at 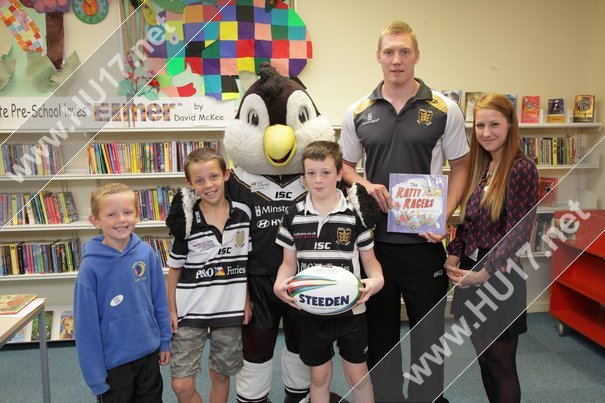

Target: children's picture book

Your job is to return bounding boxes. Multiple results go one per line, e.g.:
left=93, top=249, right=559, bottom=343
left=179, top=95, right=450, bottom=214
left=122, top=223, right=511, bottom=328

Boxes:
left=504, top=93, right=518, bottom=113
left=31, top=310, right=53, bottom=341
left=521, top=96, right=540, bottom=123
left=464, top=91, right=486, bottom=122
left=0, top=294, right=37, bottom=314
left=388, top=174, right=448, bottom=235
left=442, top=90, right=462, bottom=106
left=547, top=98, right=565, bottom=123
left=538, top=177, right=559, bottom=207
left=7, top=322, right=32, bottom=343
left=58, top=310, right=75, bottom=340
left=573, top=94, right=595, bottom=123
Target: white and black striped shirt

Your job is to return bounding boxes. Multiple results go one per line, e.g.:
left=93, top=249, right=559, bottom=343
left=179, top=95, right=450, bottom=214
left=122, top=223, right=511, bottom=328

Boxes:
left=275, top=191, right=373, bottom=315
left=168, top=199, right=251, bottom=328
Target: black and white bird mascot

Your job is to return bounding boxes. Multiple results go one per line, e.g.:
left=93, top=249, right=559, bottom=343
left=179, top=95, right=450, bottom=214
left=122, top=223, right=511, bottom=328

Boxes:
left=224, top=63, right=378, bottom=403
left=225, top=62, right=333, bottom=403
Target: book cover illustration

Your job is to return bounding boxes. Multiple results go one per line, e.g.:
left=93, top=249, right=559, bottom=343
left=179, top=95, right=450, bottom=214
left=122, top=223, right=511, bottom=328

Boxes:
left=7, top=322, right=32, bottom=343
left=538, top=177, right=559, bottom=207
left=547, top=98, right=565, bottom=123
left=504, top=93, right=518, bottom=113
left=521, top=96, right=540, bottom=123
left=0, top=294, right=37, bottom=314
left=442, top=90, right=462, bottom=106
left=31, top=310, right=53, bottom=341
left=573, top=95, right=595, bottom=123
left=58, top=310, right=75, bottom=340
left=388, top=174, right=448, bottom=235
left=464, top=92, right=486, bottom=122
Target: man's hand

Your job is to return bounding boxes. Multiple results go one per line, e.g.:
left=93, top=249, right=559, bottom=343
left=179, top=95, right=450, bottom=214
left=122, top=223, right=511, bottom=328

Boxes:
left=365, top=182, right=392, bottom=213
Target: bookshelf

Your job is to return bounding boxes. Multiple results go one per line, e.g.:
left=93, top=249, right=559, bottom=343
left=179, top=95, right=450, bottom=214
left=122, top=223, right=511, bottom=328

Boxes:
left=549, top=210, right=605, bottom=347
left=0, top=127, right=222, bottom=342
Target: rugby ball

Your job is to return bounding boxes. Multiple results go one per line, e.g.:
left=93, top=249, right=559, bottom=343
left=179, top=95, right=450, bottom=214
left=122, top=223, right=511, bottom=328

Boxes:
left=288, top=265, right=361, bottom=315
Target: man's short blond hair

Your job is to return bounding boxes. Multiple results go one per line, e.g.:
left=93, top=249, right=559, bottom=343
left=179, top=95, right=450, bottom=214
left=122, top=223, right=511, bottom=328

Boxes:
left=378, top=20, right=418, bottom=50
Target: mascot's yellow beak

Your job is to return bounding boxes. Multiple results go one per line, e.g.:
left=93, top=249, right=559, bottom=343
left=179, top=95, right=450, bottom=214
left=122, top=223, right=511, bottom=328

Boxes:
left=264, top=124, right=296, bottom=167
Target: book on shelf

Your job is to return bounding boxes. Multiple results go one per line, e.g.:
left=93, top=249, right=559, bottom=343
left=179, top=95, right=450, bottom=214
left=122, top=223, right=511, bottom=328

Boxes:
left=521, top=95, right=540, bottom=123
left=0, top=294, right=37, bottom=314
left=538, top=177, right=558, bottom=207
left=387, top=173, right=448, bottom=235
left=504, top=93, right=518, bottom=113
left=530, top=213, right=555, bottom=253
left=573, top=94, right=595, bottom=123
left=57, top=309, right=75, bottom=340
left=7, top=322, right=32, bottom=343
left=442, top=90, right=462, bottom=106
left=31, top=310, right=53, bottom=341
left=464, top=91, right=486, bottom=122
left=61, top=192, right=79, bottom=223
left=547, top=98, right=565, bottom=123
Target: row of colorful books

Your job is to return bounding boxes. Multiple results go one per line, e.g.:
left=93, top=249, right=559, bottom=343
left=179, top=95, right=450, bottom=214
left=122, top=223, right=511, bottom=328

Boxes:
left=521, top=136, right=577, bottom=166
left=0, top=235, right=174, bottom=277
left=0, top=191, right=79, bottom=226
left=443, top=91, right=595, bottom=124
left=87, top=140, right=218, bottom=174
left=141, top=235, right=174, bottom=269
left=0, top=143, right=64, bottom=176
left=135, top=186, right=178, bottom=222
left=0, top=238, right=81, bottom=276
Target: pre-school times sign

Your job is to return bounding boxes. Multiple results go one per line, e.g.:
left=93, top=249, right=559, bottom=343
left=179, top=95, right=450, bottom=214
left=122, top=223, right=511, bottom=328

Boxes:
left=0, top=97, right=237, bottom=130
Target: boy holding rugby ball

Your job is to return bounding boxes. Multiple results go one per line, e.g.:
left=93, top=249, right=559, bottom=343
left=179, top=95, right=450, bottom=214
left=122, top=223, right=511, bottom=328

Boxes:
left=274, top=140, right=384, bottom=403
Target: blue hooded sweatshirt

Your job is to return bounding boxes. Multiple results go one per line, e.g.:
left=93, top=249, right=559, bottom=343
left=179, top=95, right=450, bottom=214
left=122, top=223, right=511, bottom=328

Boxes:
left=74, top=233, right=171, bottom=396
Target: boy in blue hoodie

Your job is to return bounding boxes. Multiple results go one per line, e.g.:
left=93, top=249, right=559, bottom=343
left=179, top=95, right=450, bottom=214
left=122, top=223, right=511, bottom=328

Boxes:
left=74, top=182, right=172, bottom=401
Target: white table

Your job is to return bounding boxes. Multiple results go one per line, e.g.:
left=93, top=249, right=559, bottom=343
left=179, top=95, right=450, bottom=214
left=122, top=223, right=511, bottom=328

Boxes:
left=0, top=298, right=51, bottom=403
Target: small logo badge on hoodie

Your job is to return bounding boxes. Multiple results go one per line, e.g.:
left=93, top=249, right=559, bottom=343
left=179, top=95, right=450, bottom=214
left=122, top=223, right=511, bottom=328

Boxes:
left=110, top=295, right=124, bottom=307
left=132, top=261, right=146, bottom=278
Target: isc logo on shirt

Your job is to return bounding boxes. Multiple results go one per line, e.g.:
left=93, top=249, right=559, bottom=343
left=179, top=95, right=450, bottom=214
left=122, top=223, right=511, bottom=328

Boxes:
left=217, top=247, right=232, bottom=255
left=314, top=242, right=332, bottom=250
left=275, top=191, right=292, bottom=199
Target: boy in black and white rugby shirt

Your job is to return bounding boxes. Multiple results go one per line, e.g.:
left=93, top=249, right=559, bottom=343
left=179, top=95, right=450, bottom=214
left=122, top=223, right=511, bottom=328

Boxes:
left=166, top=147, right=251, bottom=403
left=274, top=141, right=384, bottom=403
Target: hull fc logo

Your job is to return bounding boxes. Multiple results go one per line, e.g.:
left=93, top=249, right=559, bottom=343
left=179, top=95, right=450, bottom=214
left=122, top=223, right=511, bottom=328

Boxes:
left=235, top=231, right=246, bottom=248
left=132, top=261, right=146, bottom=279
left=336, top=227, right=352, bottom=246
left=418, top=109, right=433, bottom=125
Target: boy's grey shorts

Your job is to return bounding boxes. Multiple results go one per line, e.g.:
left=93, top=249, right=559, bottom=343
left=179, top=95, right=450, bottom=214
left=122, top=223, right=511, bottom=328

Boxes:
left=170, top=325, right=243, bottom=378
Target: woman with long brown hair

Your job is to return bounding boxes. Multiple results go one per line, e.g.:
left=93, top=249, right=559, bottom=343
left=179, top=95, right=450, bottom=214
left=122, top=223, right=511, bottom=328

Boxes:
left=445, top=93, right=539, bottom=402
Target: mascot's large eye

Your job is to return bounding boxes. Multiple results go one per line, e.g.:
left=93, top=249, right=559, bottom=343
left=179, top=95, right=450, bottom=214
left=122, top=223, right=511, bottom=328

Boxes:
left=247, top=110, right=259, bottom=126
left=298, top=107, right=310, bottom=124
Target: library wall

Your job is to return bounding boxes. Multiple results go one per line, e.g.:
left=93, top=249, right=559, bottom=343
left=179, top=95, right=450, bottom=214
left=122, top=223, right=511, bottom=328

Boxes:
left=588, top=0, right=605, bottom=206
left=297, top=0, right=597, bottom=125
